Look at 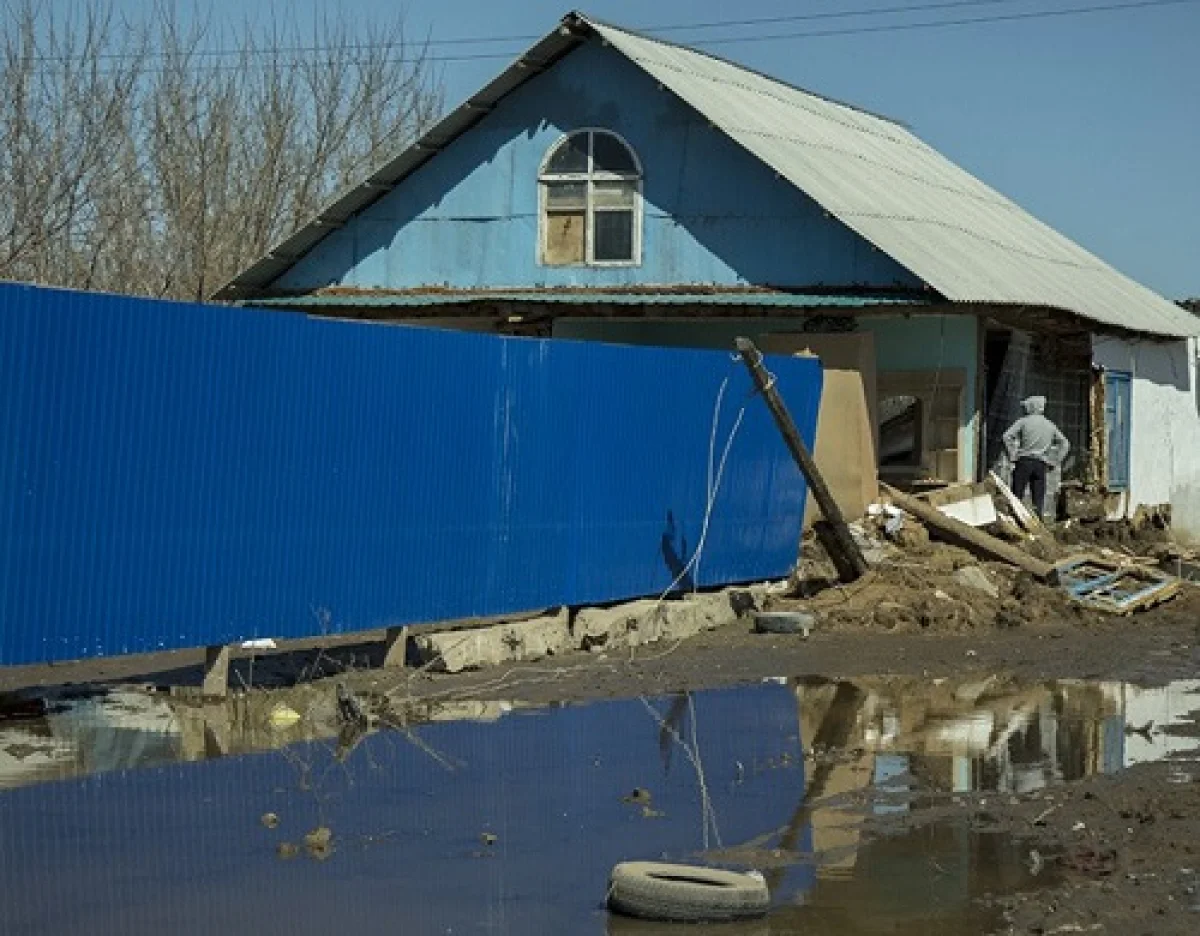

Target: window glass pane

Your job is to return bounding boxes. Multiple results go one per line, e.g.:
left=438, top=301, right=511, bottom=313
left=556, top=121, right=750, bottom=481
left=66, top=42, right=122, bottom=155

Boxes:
left=593, top=210, right=634, bottom=262
left=592, top=180, right=636, bottom=209
left=544, top=210, right=585, bottom=264
left=545, top=134, right=588, bottom=174
left=878, top=395, right=922, bottom=467
left=545, top=181, right=586, bottom=209
left=592, top=133, right=637, bottom=174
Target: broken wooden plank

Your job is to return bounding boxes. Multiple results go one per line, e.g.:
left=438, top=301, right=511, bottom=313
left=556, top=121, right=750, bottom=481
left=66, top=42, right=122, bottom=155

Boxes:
left=736, top=337, right=868, bottom=584
left=882, top=483, right=1055, bottom=579
left=987, top=471, right=1046, bottom=535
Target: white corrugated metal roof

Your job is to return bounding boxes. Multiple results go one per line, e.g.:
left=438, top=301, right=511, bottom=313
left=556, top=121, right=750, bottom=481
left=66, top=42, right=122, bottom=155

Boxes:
left=217, top=12, right=1196, bottom=338
left=591, top=20, right=1196, bottom=338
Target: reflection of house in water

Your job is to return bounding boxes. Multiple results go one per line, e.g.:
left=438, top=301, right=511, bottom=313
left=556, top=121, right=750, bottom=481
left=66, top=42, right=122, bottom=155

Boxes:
left=1, top=677, right=1198, bottom=931
left=1102, top=680, right=1200, bottom=768
left=788, top=676, right=1200, bottom=887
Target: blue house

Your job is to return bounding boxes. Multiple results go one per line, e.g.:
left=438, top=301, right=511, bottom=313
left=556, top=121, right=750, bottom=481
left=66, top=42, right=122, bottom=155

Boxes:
left=218, top=12, right=1200, bottom=528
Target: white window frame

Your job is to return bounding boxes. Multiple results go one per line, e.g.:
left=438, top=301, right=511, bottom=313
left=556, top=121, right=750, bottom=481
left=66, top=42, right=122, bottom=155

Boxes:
left=538, top=128, right=643, bottom=268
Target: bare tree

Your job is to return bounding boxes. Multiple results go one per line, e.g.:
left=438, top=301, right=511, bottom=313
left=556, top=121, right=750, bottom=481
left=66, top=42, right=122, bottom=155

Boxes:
left=0, top=0, right=443, bottom=300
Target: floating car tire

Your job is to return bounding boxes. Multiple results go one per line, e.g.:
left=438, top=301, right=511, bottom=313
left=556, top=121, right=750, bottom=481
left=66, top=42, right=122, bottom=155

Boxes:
left=607, top=861, right=770, bottom=923
left=753, top=611, right=814, bottom=636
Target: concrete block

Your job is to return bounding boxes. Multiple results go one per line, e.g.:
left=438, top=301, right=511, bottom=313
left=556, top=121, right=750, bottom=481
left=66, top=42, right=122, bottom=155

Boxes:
left=413, top=608, right=570, bottom=673
left=574, top=600, right=665, bottom=650
left=573, top=591, right=742, bottom=651
left=753, top=611, right=815, bottom=637
left=671, top=591, right=739, bottom=637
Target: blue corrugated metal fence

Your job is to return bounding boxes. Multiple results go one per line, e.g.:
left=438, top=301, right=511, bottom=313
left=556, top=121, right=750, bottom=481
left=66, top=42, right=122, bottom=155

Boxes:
left=0, top=283, right=820, bottom=665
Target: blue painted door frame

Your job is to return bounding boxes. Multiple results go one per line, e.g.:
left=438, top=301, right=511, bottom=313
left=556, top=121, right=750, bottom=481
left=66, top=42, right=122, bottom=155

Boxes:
left=1104, top=370, right=1132, bottom=491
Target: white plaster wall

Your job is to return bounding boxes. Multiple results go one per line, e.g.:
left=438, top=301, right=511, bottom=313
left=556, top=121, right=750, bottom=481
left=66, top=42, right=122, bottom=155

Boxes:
left=1092, top=335, right=1200, bottom=539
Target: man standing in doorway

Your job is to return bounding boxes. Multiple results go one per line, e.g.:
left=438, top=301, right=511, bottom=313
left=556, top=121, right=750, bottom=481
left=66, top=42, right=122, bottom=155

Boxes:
left=1003, top=395, right=1070, bottom=519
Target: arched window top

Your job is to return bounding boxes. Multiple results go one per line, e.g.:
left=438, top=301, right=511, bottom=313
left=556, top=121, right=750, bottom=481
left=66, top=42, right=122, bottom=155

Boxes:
left=540, top=129, right=642, bottom=178
left=539, top=130, right=642, bottom=266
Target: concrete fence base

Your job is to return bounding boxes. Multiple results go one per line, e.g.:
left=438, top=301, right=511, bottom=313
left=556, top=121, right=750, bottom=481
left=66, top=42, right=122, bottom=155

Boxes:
left=411, top=586, right=772, bottom=674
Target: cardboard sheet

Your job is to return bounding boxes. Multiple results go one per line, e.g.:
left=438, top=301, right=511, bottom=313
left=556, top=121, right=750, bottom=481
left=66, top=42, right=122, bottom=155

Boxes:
left=762, top=333, right=879, bottom=527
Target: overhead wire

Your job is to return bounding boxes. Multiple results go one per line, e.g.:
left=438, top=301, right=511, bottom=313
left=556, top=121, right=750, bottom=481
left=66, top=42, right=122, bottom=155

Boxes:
left=18, top=0, right=1055, bottom=63
left=688, top=0, right=1200, bottom=46
left=16, top=0, right=1200, bottom=72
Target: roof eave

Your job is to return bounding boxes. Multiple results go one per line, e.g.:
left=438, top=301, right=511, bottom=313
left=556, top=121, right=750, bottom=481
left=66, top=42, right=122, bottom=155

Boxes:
left=211, top=15, right=595, bottom=301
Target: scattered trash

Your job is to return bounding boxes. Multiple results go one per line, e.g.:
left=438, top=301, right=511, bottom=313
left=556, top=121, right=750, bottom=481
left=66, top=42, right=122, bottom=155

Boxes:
left=276, top=842, right=299, bottom=860
left=1072, top=821, right=1087, bottom=832
left=480, top=832, right=497, bottom=847
left=920, top=481, right=999, bottom=528
left=302, top=826, right=333, bottom=861
left=260, top=812, right=280, bottom=829
left=1052, top=556, right=1181, bottom=613
left=240, top=638, right=278, bottom=650
left=622, top=788, right=653, bottom=805
left=607, top=860, right=769, bottom=923
left=304, top=826, right=332, bottom=849
left=847, top=521, right=893, bottom=567
left=882, top=484, right=1053, bottom=579
left=266, top=704, right=301, bottom=730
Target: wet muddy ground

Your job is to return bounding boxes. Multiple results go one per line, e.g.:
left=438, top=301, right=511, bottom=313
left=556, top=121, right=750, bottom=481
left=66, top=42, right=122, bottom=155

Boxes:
left=4, top=606, right=1200, bottom=934
left=2, top=531, right=1198, bottom=934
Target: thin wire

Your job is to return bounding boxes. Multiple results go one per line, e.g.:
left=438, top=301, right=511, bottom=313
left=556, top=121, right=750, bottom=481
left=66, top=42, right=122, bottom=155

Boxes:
left=640, top=696, right=723, bottom=850
left=401, top=367, right=747, bottom=685
left=10, top=0, right=1060, bottom=64
left=689, top=0, right=1200, bottom=46
left=649, top=0, right=1034, bottom=33
left=657, top=374, right=747, bottom=601
left=15, top=0, right=1197, bottom=71
left=687, top=694, right=723, bottom=848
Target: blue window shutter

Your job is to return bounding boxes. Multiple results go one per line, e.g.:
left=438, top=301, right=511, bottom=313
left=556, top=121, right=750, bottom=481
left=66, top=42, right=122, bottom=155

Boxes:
left=1104, top=371, right=1132, bottom=491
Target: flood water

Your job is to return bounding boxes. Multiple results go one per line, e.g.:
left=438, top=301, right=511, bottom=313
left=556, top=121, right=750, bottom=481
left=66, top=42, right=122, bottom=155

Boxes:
left=2, top=674, right=1199, bottom=934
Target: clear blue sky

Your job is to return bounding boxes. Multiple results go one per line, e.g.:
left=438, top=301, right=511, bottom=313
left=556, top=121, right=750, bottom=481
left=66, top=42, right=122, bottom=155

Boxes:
left=111, top=0, right=1200, bottom=299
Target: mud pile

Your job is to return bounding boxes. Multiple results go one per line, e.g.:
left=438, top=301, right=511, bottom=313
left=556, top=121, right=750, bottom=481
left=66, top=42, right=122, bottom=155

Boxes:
left=779, top=518, right=1198, bottom=634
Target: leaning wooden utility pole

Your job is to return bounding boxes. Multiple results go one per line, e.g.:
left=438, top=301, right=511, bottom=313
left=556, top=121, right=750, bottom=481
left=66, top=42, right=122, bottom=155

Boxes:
left=735, top=337, right=869, bottom=583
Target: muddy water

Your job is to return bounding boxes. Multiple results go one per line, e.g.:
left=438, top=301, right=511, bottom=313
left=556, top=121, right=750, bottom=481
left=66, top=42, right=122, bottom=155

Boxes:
left=1, top=675, right=1199, bottom=934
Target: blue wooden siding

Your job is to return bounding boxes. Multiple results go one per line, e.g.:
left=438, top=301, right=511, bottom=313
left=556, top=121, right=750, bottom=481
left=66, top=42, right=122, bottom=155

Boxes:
left=0, top=284, right=821, bottom=666
left=276, top=41, right=920, bottom=293
left=1104, top=370, right=1132, bottom=491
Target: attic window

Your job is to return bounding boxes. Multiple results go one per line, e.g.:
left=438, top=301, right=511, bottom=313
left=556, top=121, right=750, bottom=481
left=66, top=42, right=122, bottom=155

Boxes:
left=540, top=130, right=642, bottom=266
